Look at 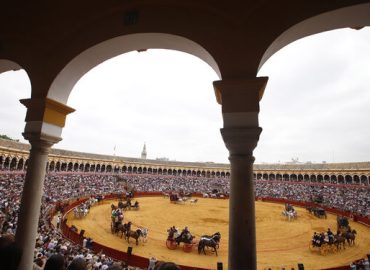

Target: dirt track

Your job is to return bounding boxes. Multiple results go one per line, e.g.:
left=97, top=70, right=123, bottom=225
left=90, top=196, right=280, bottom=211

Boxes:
left=66, top=197, right=370, bottom=270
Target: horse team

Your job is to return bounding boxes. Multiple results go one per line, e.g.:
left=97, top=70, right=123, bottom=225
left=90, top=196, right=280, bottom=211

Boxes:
left=111, top=199, right=147, bottom=245
left=166, top=226, right=221, bottom=256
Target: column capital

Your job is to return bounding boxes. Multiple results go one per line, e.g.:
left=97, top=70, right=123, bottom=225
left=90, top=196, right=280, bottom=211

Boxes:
left=20, top=97, right=75, bottom=140
left=221, top=127, right=262, bottom=156
left=22, top=132, right=61, bottom=154
left=213, top=77, right=268, bottom=113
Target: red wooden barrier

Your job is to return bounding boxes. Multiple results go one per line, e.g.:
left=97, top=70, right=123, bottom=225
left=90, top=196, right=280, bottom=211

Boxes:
left=60, top=194, right=369, bottom=270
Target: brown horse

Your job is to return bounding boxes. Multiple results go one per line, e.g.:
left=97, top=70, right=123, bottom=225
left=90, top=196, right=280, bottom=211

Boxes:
left=116, top=221, right=131, bottom=238
left=334, top=234, right=346, bottom=250
left=345, top=229, right=357, bottom=246
left=126, top=228, right=144, bottom=245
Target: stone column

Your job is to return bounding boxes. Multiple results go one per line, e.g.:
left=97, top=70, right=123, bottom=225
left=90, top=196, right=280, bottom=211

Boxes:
left=221, top=127, right=262, bottom=270
left=16, top=97, right=74, bottom=270
left=15, top=133, right=60, bottom=270
left=214, top=77, right=268, bottom=270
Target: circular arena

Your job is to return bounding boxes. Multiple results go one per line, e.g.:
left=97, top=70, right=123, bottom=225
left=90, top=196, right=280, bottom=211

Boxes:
left=1, top=139, right=370, bottom=270
left=65, top=196, right=370, bottom=270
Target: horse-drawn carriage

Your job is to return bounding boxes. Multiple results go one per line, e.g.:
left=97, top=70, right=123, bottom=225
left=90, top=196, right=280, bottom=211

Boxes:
left=116, top=198, right=140, bottom=211
left=281, top=203, right=297, bottom=221
left=309, top=227, right=357, bottom=255
left=110, top=207, right=124, bottom=234
left=309, top=230, right=340, bottom=255
left=169, top=194, right=186, bottom=204
left=337, top=216, right=350, bottom=234
left=166, top=226, right=221, bottom=255
left=307, top=207, right=327, bottom=219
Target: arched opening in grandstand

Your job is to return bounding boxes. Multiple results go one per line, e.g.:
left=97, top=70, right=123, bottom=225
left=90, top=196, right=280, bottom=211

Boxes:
left=17, top=158, right=24, bottom=170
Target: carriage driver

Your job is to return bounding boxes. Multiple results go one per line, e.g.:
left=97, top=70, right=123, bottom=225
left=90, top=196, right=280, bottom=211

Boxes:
left=285, top=203, right=294, bottom=212
left=327, top=228, right=334, bottom=243
left=180, top=226, right=191, bottom=240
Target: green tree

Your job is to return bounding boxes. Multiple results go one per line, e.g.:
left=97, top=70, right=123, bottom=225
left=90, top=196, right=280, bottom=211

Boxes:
left=0, top=134, right=19, bottom=141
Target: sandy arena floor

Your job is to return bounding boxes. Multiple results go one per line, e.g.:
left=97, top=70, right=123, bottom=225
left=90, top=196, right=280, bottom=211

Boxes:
left=66, top=197, right=370, bottom=270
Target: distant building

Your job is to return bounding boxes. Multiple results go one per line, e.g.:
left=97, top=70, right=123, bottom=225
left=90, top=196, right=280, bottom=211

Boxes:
left=141, top=143, right=147, bottom=159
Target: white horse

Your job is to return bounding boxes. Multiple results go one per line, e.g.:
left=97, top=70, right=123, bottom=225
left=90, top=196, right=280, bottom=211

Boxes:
left=189, top=198, right=198, bottom=204
left=137, top=227, right=149, bottom=243
left=282, top=209, right=297, bottom=221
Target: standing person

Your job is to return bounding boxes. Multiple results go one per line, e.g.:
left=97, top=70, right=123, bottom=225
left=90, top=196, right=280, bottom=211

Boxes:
left=56, top=215, right=61, bottom=229
left=148, top=257, right=157, bottom=270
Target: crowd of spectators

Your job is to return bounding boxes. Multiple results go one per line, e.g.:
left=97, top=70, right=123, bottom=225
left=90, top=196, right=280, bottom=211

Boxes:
left=0, top=171, right=369, bottom=269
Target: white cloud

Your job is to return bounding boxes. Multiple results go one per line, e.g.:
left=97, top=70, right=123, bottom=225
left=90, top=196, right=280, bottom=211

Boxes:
left=1, top=28, right=370, bottom=164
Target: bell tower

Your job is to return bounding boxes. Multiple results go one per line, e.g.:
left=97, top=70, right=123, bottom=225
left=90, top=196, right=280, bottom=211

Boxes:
left=141, top=143, right=147, bottom=159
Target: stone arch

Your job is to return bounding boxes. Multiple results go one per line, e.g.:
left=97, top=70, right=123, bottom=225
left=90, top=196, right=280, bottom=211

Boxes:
left=324, top=175, right=330, bottom=183
left=345, top=175, right=352, bottom=184
left=331, top=175, right=337, bottom=184
left=0, top=59, right=24, bottom=74
left=290, top=174, right=297, bottom=181
left=49, top=161, right=55, bottom=171
left=79, top=163, right=84, bottom=172
left=56, top=161, right=61, bottom=171
left=61, top=162, right=67, bottom=171
left=10, top=157, right=17, bottom=170
left=17, top=158, right=24, bottom=170
left=48, top=33, right=220, bottom=104
left=67, top=162, right=73, bottom=171
left=259, top=3, right=370, bottom=71
left=3, top=156, right=10, bottom=169
left=360, top=175, right=368, bottom=185
left=353, top=175, right=360, bottom=184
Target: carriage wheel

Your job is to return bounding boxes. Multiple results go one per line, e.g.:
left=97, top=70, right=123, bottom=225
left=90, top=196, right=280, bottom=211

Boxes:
left=166, top=240, right=177, bottom=250
left=183, top=243, right=193, bottom=253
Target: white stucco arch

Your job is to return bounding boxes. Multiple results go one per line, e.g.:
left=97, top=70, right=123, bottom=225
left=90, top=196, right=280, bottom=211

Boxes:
left=0, top=59, right=23, bottom=74
left=259, top=3, right=370, bottom=71
left=48, top=33, right=221, bottom=104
